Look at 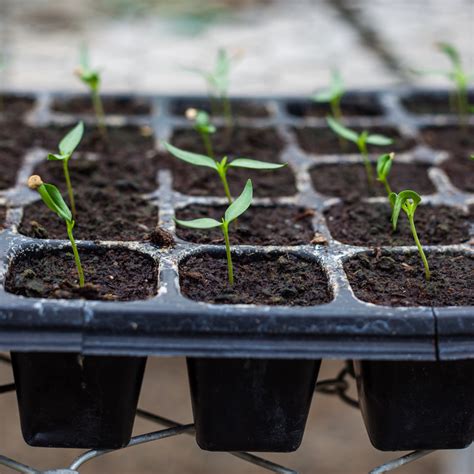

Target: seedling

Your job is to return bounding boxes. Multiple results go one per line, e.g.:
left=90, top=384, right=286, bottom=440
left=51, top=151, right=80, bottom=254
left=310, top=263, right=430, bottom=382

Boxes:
left=189, top=48, right=233, bottom=129
left=327, top=117, right=393, bottom=188
left=376, top=152, right=395, bottom=200
left=164, top=142, right=286, bottom=204
left=75, top=46, right=107, bottom=138
left=312, top=69, right=344, bottom=120
left=390, top=190, right=431, bottom=281
left=186, top=108, right=216, bottom=158
left=175, top=179, right=253, bottom=285
left=47, top=122, right=84, bottom=219
left=27, top=175, right=85, bottom=287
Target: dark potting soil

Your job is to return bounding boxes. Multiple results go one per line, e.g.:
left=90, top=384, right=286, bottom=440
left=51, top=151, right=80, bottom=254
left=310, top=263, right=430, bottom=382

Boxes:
left=20, top=187, right=157, bottom=242
left=441, top=155, right=474, bottom=193
left=310, top=162, right=435, bottom=199
left=170, top=98, right=269, bottom=118
left=286, top=96, right=383, bottom=118
left=52, top=96, right=152, bottom=115
left=180, top=252, right=332, bottom=305
left=344, top=251, right=474, bottom=306
left=33, top=151, right=159, bottom=194
left=325, top=202, right=471, bottom=247
left=293, top=126, right=415, bottom=155
left=0, top=95, right=35, bottom=118
left=421, top=126, right=474, bottom=156
left=0, top=146, right=22, bottom=190
left=401, top=93, right=474, bottom=115
left=5, top=246, right=158, bottom=301
left=175, top=205, right=315, bottom=246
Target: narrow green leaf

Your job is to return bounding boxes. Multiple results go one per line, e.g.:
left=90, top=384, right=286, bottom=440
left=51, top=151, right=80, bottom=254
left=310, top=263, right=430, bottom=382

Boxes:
left=59, top=122, right=84, bottom=156
left=229, top=158, right=286, bottom=170
left=391, top=190, right=422, bottom=230
left=312, top=90, right=333, bottom=102
left=390, top=192, right=403, bottom=230
left=47, top=153, right=66, bottom=162
left=366, top=134, right=393, bottom=146
left=437, top=42, right=461, bottom=67
left=164, top=142, right=217, bottom=169
left=326, top=117, right=358, bottom=143
left=224, top=179, right=253, bottom=223
left=38, top=183, right=72, bottom=223
left=174, top=217, right=221, bottom=229
left=376, top=153, right=394, bottom=180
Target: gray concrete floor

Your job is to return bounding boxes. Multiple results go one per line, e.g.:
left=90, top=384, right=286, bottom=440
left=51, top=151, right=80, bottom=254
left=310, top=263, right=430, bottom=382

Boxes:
left=0, top=1, right=473, bottom=472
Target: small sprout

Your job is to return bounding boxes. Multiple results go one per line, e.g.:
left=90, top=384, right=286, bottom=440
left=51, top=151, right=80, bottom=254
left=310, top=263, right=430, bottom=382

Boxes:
left=390, top=190, right=431, bottom=281
left=164, top=142, right=286, bottom=204
left=376, top=152, right=395, bottom=200
left=189, top=48, right=234, bottom=129
left=327, top=116, right=393, bottom=188
left=186, top=108, right=216, bottom=158
left=175, top=179, right=253, bottom=285
left=312, top=69, right=344, bottom=120
left=47, top=122, right=84, bottom=219
left=28, top=175, right=85, bottom=287
left=75, top=45, right=107, bottom=138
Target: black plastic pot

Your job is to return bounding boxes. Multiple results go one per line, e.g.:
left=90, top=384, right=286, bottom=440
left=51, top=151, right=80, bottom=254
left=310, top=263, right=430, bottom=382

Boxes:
left=11, top=352, right=146, bottom=449
left=187, top=357, right=320, bottom=452
left=355, top=360, right=474, bottom=451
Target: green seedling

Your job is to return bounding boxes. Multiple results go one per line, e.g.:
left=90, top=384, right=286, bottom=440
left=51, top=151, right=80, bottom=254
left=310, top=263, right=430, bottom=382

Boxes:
left=376, top=152, right=395, bottom=200
left=390, top=190, right=431, bottom=281
left=47, top=122, right=84, bottom=219
left=327, top=116, right=393, bottom=188
left=175, top=179, right=253, bottom=285
left=312, top=69, right=344, bottom=120
left=164, top=142, right=286, bottom=204
left=27, top=175, right=85, bottom=287
left=189, top=48, right=233, bottom=128
left=186, top=108, right=216, bottom=158
left=75, top=46, right=107, bottom=138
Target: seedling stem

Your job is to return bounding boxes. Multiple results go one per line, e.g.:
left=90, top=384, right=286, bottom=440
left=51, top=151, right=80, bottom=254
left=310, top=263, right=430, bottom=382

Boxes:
left=221, top=220, right=234, bottom=285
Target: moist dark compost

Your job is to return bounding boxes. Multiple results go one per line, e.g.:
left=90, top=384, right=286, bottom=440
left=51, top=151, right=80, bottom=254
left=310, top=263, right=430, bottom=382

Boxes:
left=421, top=126, right=474, bottom=156
left=0, top=146, right=23, bottom=190
left=170, top=99, right=269, bottom=118
left=441, top=156, right=474, bottom=193
left=401, top=93, right=474, bottom=115
left=52, top=96, right=151, bottom=115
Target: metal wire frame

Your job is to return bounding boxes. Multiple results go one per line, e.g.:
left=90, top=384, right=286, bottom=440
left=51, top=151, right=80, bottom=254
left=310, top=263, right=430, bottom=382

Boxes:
left=0, top=355, right=443, bottom=474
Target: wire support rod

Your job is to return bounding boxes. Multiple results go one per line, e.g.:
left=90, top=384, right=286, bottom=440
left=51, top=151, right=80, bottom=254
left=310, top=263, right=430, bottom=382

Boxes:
left=0, top=455, right=39, bottom=474
left=369, top=450, right=435, bottom=474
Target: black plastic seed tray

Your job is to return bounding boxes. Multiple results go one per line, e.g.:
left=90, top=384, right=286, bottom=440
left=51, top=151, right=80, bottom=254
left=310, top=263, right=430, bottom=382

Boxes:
left=0, top=89, right=472, bottom=362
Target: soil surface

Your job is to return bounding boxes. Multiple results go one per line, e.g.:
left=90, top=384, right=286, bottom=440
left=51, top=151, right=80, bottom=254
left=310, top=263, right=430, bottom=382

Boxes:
left=52, top=96, right=152, bottom=115
left=294, top=126, right=415, bottom=155
left=441, top=155, right=474, bottom=193
left=170, top=99, right=269, bottom=118
left=0, top=146, right=22, bottom=190
left=310, top=162, right=435, bottom=199
left=175, top=205, right=315, bottom=245
left=401, top=93, right=474, bottom=115
left=20, top=187, right=157, bottom=241
left=5, top=247, right=158, bottom=301
left=0, top=95, right=35, bottom=118
left=286, top=96, right=382, bottom=118
left=344, top=251, right=473, bottom=306
left=421, top=126, right=474, bottom=157
left=33, top=152, right=159, bottom=194
left=326, top=202, right=471, bottom=246
left=180, top=252, right=332, bottom=305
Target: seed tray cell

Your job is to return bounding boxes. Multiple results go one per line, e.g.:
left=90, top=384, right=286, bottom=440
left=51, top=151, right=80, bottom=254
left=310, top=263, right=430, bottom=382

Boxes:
left=0, top=90, right=472, bottom=361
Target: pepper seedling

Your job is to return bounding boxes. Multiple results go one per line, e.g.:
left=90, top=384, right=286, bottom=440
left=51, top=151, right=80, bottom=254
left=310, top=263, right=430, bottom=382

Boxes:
left=327, top=116, right=393, bottom=188
left=311, top=69, right=344, bottom=120
left=376, top=152, right=395, bottom=200
left=189, top=48, right=234, bottom=129
left=75, top=45, right=107, bottom=138
left=390, top=190, right=431, bottom=281
left=47, top=121, right=84, bottom=219
left=164, top=142, right=286, bottom=204
left=175, top=179, right=253, bottom=285
left=27, top=175, right=85, bottom=287
left=186, top=108, right=216, bottom=158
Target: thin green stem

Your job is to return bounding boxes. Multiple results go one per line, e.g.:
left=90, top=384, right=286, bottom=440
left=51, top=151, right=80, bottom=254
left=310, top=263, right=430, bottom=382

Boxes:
left=66, top=221, right=85, bottom=287
left=62, top=158, right=76, bottom=219
left=222, top=94, right=233, bottom=130
left=382, top=178, right=392, bottom=202
left=221, top=221, right=234, bottom=285
left=456, top=85, right=469, bottom=130
left=331, top=97, right=342, bottom=121
left=200, top=131, right=214, bottom=159
left=408, top=213, right=431, bottom=281
left=91, top=88, right=107, bottom=139
left=217, top=166, right=233, bottom=204
left=358, top=140, right=374, bottom=189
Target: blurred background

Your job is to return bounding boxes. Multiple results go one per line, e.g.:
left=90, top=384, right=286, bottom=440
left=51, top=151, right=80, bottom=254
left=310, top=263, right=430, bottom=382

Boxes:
left=0, top=1, right=473, bottom=473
